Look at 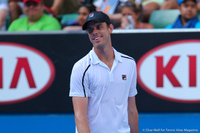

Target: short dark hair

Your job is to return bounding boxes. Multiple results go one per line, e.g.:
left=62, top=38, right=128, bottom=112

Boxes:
left=120, top=2, right=140, bottom=14
left=79, top=3, right=96, bottom=13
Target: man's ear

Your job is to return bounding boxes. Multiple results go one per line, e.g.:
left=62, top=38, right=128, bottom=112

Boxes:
left=109, top=24, right=114, bottom=33
left=178, top=5, right=181, bottom=12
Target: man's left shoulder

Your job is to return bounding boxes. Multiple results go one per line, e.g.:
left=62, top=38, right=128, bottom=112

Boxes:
left=120, top=53, right=135, bottom=61
left=41, top=14, right=61, bottom=30
left=119, top=53, right=136, bottom=65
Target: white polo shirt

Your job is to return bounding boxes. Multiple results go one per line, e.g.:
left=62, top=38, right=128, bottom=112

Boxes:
left=69, top=48, right=137, bottom=133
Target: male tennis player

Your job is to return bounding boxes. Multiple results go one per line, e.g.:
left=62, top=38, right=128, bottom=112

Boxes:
left=69, top=11, right=139, bottom=133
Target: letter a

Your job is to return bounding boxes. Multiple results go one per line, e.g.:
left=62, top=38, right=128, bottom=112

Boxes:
left=10, top=58, right=36, bottom=88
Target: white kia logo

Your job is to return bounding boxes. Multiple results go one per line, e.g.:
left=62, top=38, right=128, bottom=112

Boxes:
left=137, top=40, right=200, bottom=103
left=0, top=42, right=55, bottom=104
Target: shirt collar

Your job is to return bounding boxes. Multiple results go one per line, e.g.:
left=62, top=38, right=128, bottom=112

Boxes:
left=89, top=47, right=122, bottom=65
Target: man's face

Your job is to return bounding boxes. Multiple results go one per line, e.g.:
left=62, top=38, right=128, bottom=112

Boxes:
left=86, top=22, right=113, bottom=49
left=24, top=1, right=44, bottom=21
left=179, top=0, right=197, bottom=20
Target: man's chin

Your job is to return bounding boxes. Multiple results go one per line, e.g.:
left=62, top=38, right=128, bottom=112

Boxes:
left=28, top=16, right=39, bottom=21
left=94, top=43, right=106, bottom=50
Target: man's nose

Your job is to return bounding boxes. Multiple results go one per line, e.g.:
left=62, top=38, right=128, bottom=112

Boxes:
left=28, top=5, right=35, bottom=8
left=91, top=27, right=98, bottom=34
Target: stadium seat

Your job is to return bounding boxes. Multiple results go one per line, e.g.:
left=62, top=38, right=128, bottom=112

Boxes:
left=149, top=9, right=180, bottom=29
left=198, top=11, right=200, bottom=20
left=60, top=13, right=79, bottom=24
left=6, top=16, right=10, bottom=30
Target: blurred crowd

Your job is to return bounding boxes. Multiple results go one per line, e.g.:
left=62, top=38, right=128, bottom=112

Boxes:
left=0, top=0, right=200, bottom=31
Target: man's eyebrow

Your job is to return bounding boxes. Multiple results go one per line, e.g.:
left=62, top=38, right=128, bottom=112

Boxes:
left=88, top=23, right=103, bottom=28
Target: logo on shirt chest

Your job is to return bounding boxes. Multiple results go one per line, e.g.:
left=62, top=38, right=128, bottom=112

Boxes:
left=122, top=75, right=126, bottom=80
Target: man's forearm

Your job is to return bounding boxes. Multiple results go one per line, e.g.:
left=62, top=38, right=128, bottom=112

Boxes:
left=128, top=108, right=139, bottom=133
left=75, top=116, right=90, bottom=133
left=73, top=97, right=90, bottom=133
left=128, top=97, right=139, bottom=133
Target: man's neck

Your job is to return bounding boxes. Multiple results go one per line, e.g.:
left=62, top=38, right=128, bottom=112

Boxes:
left=94, top=46, right=115, bottom=70
left=28, top=14, right=43, bottom=24
left=181, top=16, right=191, bottom=26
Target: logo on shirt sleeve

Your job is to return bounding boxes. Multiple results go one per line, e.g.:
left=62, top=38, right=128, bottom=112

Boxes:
left=122, top=75, right=126, bottom=80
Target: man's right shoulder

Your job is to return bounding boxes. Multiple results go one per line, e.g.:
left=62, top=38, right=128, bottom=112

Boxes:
left=8, top=17, right=26, bottom=31
left=73, top=53, right=91, bottom=71
left=11, top=17, right=26, bottom=25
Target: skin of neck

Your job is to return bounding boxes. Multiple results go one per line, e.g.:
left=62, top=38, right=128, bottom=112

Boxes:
left=94, top=44, right=115, bottom=62
left=28, top=13, right=43, bottom=24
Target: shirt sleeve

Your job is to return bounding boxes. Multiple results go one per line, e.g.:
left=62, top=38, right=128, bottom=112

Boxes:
left=42, top=17, right=61, bottom=31
left=129, top=60, right=138, bottom=97
left=8, top=21, right=16, bottom=31
left=69, top=62, right=91, bottom=97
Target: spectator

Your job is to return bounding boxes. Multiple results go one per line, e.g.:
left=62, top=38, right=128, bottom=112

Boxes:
left=0, top=0, right=8, bottom=31
left=166, top=0, right=200, bottom=28
left=160, top=0, right=179, bottom=10
left=94, top=0, right=122, bottom=27
left=8, top=0, right=61, bottom=31
left=46, top=0, right=63, bottom=16
left=93, top=0, right=142, bottom=28
left=8, top=0, right=66, bottom=24
left=93, top=0, right=142, bottom=13
left=94, top=0, right=122, bottom=14
left=63, top=3, right=96, bottom=31
left=43, top=0, right=79, bottom=15
left=8, top=0, right=23, bottom=23
left=161, top=0, right=200, bottom=10
left=198, top=0, right=200, bottom=10
left=142, top=0, right=165, bottom=22
left=118, top=1, right=154, bottom=29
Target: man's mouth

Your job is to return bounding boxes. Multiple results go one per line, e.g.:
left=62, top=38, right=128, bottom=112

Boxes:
left=94, top=37, right=101, bottom=40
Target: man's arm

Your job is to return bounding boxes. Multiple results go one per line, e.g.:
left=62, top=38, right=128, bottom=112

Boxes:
left=51, top=0, right=63, bottom=15
left=108, top=13, right=122, bottom=23
left=72, top=97, right=90, bottom=133
left=0, top=9, right=7, bottom=30
left=128, top=96, right=139, bottom=133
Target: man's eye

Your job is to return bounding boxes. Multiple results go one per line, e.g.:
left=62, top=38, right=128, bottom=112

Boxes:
left=191, top=5, right=196, bottom=8
left=96, top=25, right=102, bottom=30
left=87, top=28, right=93, bottom=33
